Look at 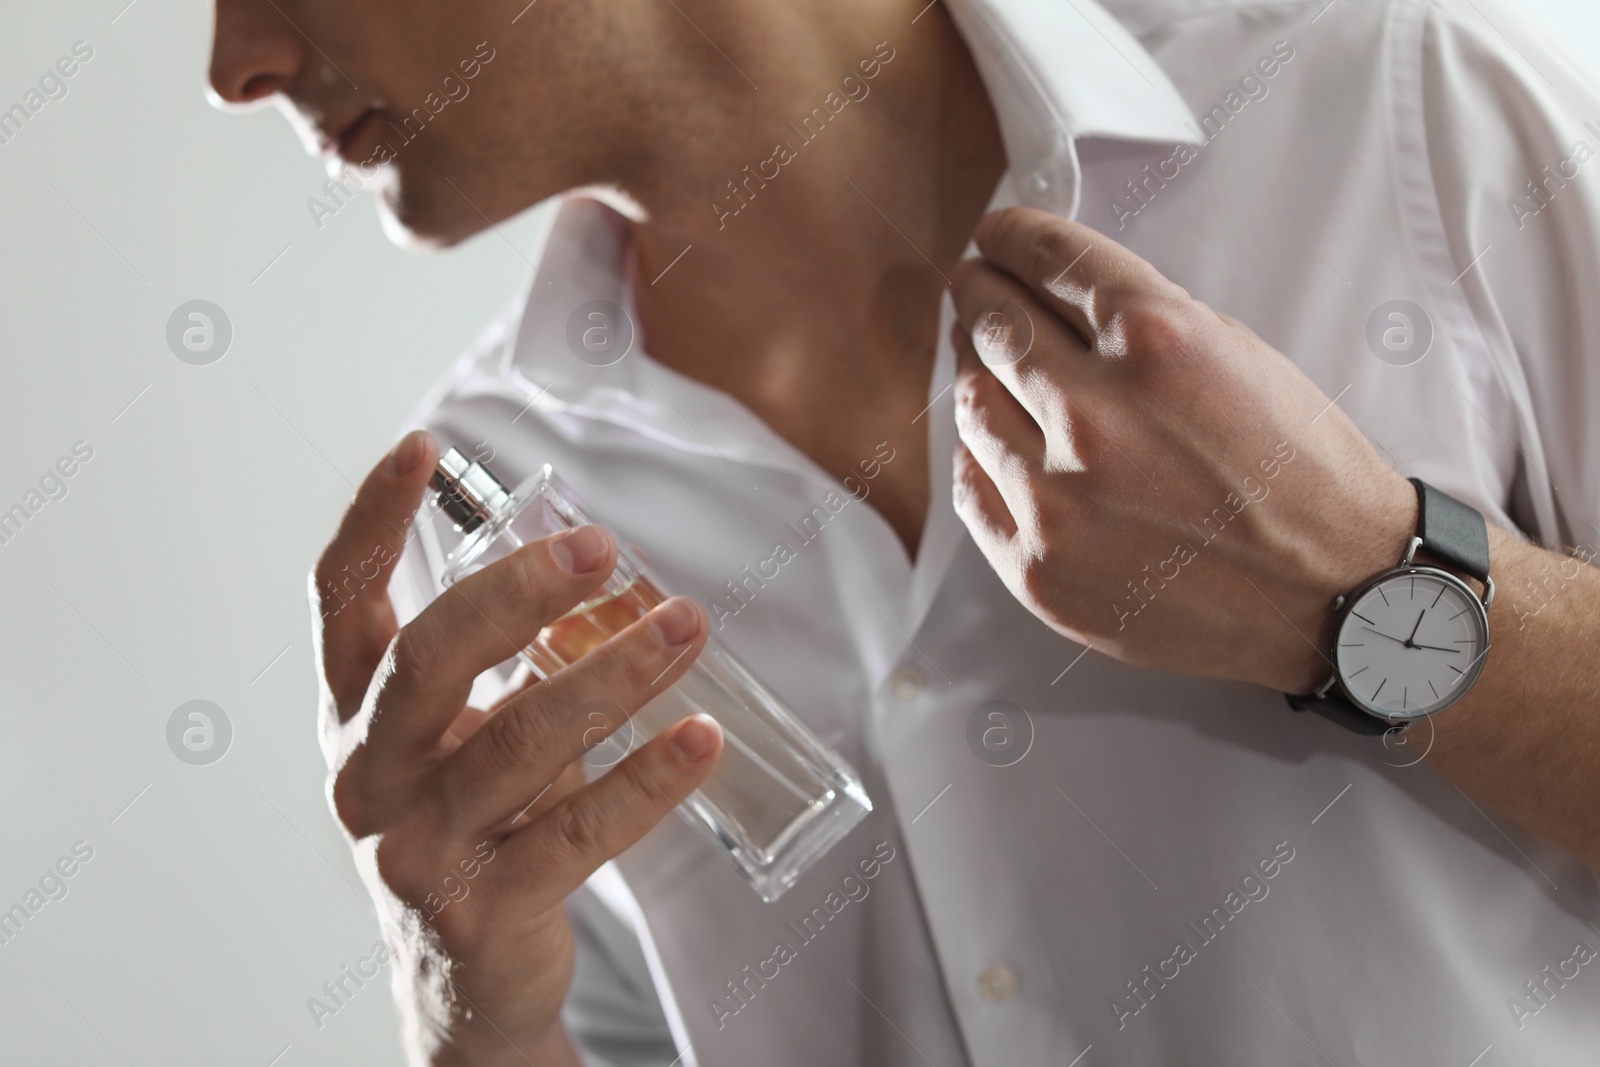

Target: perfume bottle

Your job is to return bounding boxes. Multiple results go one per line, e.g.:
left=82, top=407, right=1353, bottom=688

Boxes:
left=419, top=447, right=872, bottom=902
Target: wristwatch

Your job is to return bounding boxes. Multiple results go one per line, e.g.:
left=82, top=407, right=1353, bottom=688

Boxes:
left=1286, top=478, right=1494, bottom=735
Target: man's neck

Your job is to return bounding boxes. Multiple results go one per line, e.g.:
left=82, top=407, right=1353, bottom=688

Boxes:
left=619, top=0, right=1007, bottom=556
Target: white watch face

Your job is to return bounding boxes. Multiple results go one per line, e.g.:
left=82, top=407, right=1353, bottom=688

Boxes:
left=1334, top=568, right=1489, bottom=720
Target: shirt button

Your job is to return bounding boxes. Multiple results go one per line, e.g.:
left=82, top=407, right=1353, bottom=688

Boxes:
left=977, top=965, right=1017, bottom=1002
left=890, top=664, right=926, bottom=700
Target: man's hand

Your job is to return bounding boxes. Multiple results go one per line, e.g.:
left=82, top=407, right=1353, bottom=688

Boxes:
left=949, top=207, right=1416, bottom=695
left=949, top=207, right=1600, bottom=872
left=312, top=430, right=722, bottom=1066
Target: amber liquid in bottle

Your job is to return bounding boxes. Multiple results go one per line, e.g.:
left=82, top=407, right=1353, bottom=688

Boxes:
left=524, top=577, right=831, bottom=862
left=524, top=577, right=668, bottom=671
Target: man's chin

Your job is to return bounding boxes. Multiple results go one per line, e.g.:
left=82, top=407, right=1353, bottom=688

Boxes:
left=349, top=156, right=545, bottom=250
left=375, top=201, right=458, bottom=252
left=371, top=178, right=482, bottom=252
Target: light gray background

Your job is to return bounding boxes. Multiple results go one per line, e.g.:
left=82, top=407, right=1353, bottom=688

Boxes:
left=1, top=1, right=1595, bottom=1064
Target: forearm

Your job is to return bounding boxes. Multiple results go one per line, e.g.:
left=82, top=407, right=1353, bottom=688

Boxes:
left=1420, top=525, right=1600, bottom=868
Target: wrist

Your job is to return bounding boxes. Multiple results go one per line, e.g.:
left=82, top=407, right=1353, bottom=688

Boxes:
left=1264, top=470, right=1418, bottom=695
left=431, top=1018, right=581, bottom=1067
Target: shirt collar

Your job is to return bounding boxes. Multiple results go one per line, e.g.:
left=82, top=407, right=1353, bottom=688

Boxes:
left=944, top=0, right=1202, bottom=217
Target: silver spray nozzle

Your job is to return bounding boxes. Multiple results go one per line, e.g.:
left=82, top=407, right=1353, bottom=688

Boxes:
left=430, top=446, right=511, bottom=534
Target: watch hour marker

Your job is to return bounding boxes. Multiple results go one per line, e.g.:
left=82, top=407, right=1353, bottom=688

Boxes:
left=1378, top=586, right=1391, bottom=606
left=1428, top=680, right=1440, bottom=700
left=1353, top=611, right=1375, bottom=625
left=1449, top=606, right=1471, bottom=620
left=1373, top=678, right=1387, bottom=700
left=1431, top=584, right=1446, bottom=608
left=1348, top=665, right=1371, bottom=678
left=1447, top=663, right=1464, bottom=675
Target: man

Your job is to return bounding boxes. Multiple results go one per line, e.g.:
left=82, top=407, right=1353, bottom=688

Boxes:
left=210, top=0, right=1600, bottom=1063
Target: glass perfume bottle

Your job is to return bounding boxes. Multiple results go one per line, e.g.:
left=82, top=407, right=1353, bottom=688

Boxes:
left=418, top=447, right=872, bottom=902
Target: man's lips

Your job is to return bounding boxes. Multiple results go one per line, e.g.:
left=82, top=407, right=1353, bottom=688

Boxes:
left=320, top=107, right=381, bottom=161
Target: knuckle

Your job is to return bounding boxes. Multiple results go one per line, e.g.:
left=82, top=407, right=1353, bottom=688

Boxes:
left=1041, top=430, right=1086, bottom=476
left=954, top=367, right=999, bottom=413
left=956, top=406, right=999, bottom=456
left=490, top=547, right=550, bottom=614
left=1108, top=299, right=1183, bottom=363
left=427, top=893, right=487, bottom=954
left=953, top=444, right=983, bottom=487
left=372, top=819, right=437, bottom=903
left=1018, top=553, right=1057, bottom=607
left=552, top=798, right=608, bottom=859
left=309, top=550, right=342, bottom=610
left=615, top=753, right=671, bottom=814
left=390, top=622, right=446, bottom=686
left=625, top=636, right=670, bottom=690
left=590, top=634, right=657, bottom=694
left=330, top=762, right=373, bottom=839
left=951, top=450, right=1002, bottom=533
left=1023, top=218, right=1077, bottom=285
left=985, top=205, right=1031, bottom=251
left=481, top=703, right=558, bottom=771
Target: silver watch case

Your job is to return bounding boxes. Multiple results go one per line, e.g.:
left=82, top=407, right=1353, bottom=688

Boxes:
left=1313, top=537, right=1493, bottom=726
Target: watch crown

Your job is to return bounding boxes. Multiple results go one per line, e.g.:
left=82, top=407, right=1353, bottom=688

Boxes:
left=1332, top=594, right=1346, bottom=612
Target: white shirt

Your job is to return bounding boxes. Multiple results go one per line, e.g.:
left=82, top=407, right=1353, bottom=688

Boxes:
left=394, top=0, right=1600, bottom=1063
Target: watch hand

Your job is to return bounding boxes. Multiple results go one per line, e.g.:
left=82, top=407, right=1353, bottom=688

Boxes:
left=1410, top=643, right=1461, bottom=654
left=1404, top=610, right=1426, bottom=648
left=1360, top=625, right=1408, bottom=645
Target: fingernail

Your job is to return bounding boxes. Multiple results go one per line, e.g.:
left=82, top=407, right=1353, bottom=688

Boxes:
left=649, top=597, right=701, bottom=647
left=670, top=714, right=720, bottom=762
left=386, top=430, right=431, bottom=477
left=551, top=525, right=611, bottom=574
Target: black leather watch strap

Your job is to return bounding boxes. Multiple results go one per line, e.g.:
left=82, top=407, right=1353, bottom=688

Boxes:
left=1409, top=477, right=1490, bottom=583
left=1285, top=689, right=1394, bottom=735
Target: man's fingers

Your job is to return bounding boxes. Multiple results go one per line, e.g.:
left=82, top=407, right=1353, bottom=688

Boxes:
left=370, top=525, right=621, bottom=753
left=493, top=762, right=586, bottom=838
left=953, top=323, right=1046, bottom=451
left=431, top=596, right=709, bottom=835
left=952, top=325, right=1048, bottom=519
left=971, top=206, right=1185, bottom=353
left=953, top=440, right=1019, bottom=554
left=949, top=257, right=1087, bottom=430
left=484, top=714, right=723, bottom=914
left=313, top=429, right=438, bottom=715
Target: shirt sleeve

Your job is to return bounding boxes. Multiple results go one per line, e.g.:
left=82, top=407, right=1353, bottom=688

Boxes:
left=1419, top=0, right=1600, bottom=551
